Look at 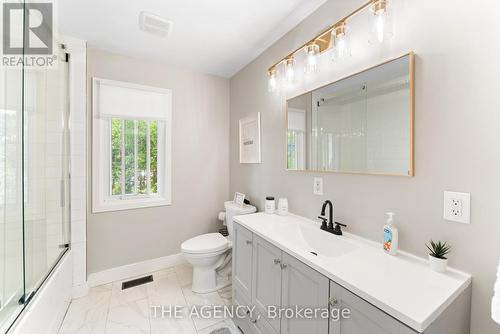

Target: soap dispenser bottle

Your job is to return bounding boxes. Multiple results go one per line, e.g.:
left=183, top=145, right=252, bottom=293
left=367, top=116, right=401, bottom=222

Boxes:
left=383, top=212, right=398, bottom=255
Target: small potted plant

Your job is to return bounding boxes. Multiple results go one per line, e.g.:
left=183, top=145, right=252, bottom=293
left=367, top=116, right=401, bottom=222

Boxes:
left=427, top=240, right=451, bottom=273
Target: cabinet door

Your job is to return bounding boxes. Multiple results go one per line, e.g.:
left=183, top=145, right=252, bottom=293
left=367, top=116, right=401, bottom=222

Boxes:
left=281, top=252, right=329, bottom=334
left=329, top=281, right=402, bottom=334
left=233, top=223, right=254, bottom=303
left=252, top=235, right=282, bottom=334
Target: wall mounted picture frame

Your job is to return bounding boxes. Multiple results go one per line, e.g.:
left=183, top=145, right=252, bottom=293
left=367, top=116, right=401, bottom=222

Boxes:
left=239, top=112, right=262, bottom=163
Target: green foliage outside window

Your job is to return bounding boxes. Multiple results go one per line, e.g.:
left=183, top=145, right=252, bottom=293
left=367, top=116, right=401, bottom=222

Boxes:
left=150, top=121, right=158, bottom=193
left=111, top=119, right=158, bottom=196
left=111, top=119, right=122, bottom=195
left=137, top=121, right=147, bottom=194
left=124, top=120, right=135, bottom=194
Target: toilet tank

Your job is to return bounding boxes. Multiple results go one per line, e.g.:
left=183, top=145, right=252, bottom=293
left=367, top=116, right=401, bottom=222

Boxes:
left=224, top=201, right=256, bottom=241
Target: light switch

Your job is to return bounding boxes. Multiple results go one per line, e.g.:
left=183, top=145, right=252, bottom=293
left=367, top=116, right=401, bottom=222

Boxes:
left=313, top=177, right=323, bottom=195
left=443, top=191, right=470, bottom=224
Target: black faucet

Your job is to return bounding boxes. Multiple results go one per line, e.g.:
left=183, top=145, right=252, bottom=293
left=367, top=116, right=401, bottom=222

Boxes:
left=318, top=200, right=347, bottom=235
left=319, top=200, right=334, bottom=230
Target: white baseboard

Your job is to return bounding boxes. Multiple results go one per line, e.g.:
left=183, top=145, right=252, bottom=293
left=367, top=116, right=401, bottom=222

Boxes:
left=72, top=283, right=89, bottom=299
left=87, top=253, right=186, bottom=288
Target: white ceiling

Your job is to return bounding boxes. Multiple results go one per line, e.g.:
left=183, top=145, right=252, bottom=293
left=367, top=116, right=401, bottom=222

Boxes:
left=58, top=0, right=327, bottom=78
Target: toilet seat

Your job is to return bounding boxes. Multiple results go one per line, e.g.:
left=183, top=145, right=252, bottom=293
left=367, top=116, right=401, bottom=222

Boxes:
left=181, top=233, right=229, bottom=254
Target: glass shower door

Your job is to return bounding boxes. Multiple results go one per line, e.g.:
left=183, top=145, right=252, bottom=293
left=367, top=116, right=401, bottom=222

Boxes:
left=0, top=55, right=24, bottom=329
left=23, top=45, right=70, bottom=300
left=1, top=2, right=71, bottom=330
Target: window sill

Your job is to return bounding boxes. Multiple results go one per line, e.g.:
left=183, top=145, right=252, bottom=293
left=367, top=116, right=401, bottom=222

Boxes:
left=92, top=196, right=171, bottom=213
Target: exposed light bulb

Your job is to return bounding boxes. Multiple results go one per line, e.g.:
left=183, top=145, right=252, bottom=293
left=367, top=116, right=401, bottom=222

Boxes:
left=337, top=37, right=347, bottom=56
left=285, top=57, right=295, bottom=84
left=304, top=44, right=319, bottom=74
left=268, top=68, right=277, bottom=92
left=331, top=22, right=350, bottom=61
left=375, top=10, right=385, bottom=43
left=369, top=0, right=393, bottom=44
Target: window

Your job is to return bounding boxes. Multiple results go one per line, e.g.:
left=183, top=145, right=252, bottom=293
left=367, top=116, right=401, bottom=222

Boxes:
left=287, top=129, right=305, bottom=169
left=92, top=78, right=172, bottom=212
left=110, top=119, right=159, bottom=197
left=287, top=108, right=306, bottom=170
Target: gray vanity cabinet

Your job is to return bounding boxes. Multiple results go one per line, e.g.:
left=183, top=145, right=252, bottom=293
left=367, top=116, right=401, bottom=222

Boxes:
left=329, top=281, right=416, bottom=334
left=233, top=222, right=471, bottom=334
left=281, top=253, right=329, bottom=334
left=252, top=235, right=283, bottom=334
left=233, top=230, right=330, bottom=334
left=233, top=223, right=254, bottom=304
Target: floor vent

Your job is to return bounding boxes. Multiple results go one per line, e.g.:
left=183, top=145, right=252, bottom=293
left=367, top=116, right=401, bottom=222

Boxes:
left=121, top=275, right=153, bottom=290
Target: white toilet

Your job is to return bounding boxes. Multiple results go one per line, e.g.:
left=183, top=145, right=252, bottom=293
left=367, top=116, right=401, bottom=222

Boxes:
left=181, top=201, right=256, bottom=293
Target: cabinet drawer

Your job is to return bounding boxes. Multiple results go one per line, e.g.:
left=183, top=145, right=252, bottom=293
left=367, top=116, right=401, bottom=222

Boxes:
left=233, top=291, right=275, bottom=334
left=233, top=291, right=255, bottom=334
left=253, top=309, right=278, bottom=334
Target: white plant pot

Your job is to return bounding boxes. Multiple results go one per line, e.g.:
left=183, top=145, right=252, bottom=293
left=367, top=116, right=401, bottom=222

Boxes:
left=429, top=255, right=448, bottom=273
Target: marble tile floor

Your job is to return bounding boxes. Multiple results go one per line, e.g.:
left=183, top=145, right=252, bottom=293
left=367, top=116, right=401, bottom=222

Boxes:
left=58, top=263, right=239, bottom=334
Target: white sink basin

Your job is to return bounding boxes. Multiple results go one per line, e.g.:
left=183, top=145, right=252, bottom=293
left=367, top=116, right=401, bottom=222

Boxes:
left=297, top=222, right=359, bottom=259
left=241, top=214, right=359, bottom=259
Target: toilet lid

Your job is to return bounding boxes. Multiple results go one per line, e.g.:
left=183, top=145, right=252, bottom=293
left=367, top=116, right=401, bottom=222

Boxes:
left=181, top=233, right=229, bottom=254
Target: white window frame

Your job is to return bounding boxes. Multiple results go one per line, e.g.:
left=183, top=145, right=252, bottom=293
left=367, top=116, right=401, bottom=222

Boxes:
left=92, top=78, right=172, bottom=213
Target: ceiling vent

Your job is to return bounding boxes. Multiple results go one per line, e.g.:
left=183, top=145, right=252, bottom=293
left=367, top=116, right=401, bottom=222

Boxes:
left=139, top=12, right=173, bottom=38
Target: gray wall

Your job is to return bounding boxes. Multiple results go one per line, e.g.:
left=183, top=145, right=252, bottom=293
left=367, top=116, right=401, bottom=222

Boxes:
left=229, top=1, right=500, bottom=333
left=87, top=48, right=230, bottom=274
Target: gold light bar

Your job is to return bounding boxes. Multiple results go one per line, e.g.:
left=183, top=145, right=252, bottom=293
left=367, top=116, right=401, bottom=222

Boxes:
left=267, top=0, right=381, bottom=73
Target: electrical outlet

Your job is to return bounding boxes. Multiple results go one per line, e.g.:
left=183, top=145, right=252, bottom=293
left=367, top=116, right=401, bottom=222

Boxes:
left=443, top=191, right=470, bottom=224
left=313, top=177, right=323, bottom=195
left=451, top=198, right=462, bottom=217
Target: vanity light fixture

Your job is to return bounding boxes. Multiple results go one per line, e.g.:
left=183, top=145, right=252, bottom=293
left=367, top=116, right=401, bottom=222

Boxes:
left=266, top=0, right=394, bottom=92
left=369, top=0, right=393, bottom=44
left=331, top=21, right=351, bottom=61
left=285, top=57, right=295, bottom=84
left=268, top=67, right=278, bottom=92
left=305, top=44, right=320, bottom=74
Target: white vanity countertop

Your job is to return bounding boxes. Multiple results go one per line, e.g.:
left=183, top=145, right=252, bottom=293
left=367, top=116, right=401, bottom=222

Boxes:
left=233, top=212, right=471, bottom=333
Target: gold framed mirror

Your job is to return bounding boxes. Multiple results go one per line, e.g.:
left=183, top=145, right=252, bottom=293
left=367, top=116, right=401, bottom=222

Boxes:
left=286, top=52, right=414, bottom=176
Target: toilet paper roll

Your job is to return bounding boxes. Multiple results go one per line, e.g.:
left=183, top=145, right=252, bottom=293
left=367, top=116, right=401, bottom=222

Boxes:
left=493, top=260, right=500, bottom=324
left=218, top=212, right=226, bottom=224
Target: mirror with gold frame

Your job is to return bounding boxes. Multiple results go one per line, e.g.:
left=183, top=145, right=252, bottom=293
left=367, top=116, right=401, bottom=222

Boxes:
left=286, top=53, right=414, bottom=176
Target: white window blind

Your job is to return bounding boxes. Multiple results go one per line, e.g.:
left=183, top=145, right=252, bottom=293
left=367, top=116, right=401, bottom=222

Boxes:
left=287, top=108, right=306, bottom=132
left=93, top=78, right=172, bottom=120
